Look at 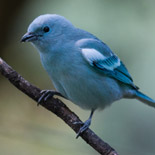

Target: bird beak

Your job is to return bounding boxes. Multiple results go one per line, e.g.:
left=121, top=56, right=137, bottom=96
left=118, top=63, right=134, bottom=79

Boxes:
left=21, top=32, right=37, bottom=42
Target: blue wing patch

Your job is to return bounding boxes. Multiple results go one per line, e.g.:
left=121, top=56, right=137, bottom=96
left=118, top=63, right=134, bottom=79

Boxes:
left=79, top=38, right=138, bottom=89
left=115, top=61, right=133, bottom=82
left=94, top=55, right=120, bottom=71
left=93, top=60, right=138, bottom=89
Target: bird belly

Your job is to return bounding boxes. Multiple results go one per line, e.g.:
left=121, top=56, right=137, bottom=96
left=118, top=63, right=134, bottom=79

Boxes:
left=41, top=53, right=123, bottom=110
left=52, top=69, right=123, bottom=110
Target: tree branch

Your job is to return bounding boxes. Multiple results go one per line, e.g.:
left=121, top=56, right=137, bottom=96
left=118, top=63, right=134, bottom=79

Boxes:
left=0, top=57, right=118, bottom=155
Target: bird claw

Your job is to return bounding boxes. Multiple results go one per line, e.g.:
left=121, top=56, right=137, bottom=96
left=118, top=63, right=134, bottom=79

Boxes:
left=75, top=119, right=91, bottom=139
left=37, top=90, right=63, bottom=106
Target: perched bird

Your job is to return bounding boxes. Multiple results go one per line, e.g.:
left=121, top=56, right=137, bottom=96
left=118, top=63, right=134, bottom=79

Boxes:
left=21, top=14, right=155, bottom=137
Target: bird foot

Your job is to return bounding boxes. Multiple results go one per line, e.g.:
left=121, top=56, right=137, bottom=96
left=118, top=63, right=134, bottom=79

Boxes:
left=74, top=118, right=91, bottom=139
left=38, top=90, right=63, bottom=106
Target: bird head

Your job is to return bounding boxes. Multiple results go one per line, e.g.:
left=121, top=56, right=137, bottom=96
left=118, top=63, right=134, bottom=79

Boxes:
left=21, top=14, right=75, bottom=51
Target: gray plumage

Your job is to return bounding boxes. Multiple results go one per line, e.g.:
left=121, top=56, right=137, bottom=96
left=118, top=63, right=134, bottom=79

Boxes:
left=21, top=14, right=155, bottom=136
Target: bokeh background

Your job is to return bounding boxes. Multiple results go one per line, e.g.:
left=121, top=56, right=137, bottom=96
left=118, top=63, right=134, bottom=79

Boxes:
left=0, top=0, right=155, bottom=155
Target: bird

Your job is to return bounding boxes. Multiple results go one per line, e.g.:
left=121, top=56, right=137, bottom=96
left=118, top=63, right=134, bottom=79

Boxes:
left=21, top=14, right=155, bottom=138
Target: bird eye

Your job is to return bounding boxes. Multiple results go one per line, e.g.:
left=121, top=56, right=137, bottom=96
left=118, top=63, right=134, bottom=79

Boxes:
left=43, top=26, right=50, bottom=33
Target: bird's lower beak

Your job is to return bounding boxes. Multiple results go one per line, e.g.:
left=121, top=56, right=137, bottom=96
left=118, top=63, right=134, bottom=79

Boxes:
left=21, top=32, right=37, bottom=42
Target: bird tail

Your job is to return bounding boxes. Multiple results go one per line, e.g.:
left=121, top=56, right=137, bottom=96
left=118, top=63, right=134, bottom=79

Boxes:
left=135, top=91, right=155, bottom=108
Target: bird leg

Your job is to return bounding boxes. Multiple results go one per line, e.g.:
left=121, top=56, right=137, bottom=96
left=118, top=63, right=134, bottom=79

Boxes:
left=38, top=90, right=65, bottom=105
left=75, top=109, right=95, bottom=138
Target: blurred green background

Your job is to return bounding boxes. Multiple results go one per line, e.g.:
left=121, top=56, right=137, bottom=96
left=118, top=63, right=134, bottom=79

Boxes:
left=0, top=0, right=155, bottom=154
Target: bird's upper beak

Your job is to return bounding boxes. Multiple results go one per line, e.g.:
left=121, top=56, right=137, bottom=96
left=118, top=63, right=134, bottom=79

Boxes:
left=21, top=32, right=37, bottom=42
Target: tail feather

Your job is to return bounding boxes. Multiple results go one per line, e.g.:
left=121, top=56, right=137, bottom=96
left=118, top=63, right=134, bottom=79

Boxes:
left=135, top=91, right=155, bottom=108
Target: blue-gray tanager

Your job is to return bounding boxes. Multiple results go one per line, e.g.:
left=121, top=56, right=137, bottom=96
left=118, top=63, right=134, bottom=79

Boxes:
left=21, top=14, right=155, bottom=137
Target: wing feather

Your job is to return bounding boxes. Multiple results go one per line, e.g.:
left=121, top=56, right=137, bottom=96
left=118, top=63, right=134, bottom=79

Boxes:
left=81, top=45, right=137, bottom=89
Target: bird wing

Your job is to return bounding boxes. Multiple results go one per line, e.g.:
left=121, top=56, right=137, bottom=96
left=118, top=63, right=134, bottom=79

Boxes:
left=77, top=38, right=138, bottom=89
